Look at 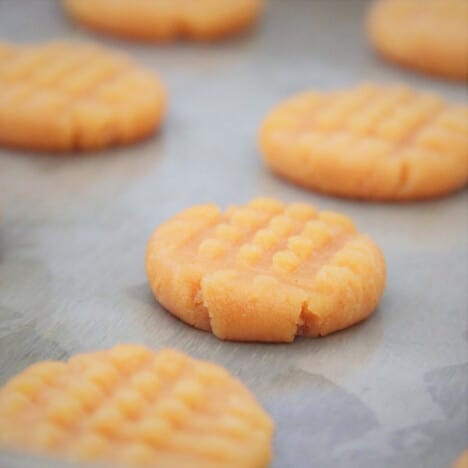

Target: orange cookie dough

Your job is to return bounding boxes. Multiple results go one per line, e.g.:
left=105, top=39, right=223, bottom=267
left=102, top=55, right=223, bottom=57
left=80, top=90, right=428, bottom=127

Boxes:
left=63, top=0, right=264, bottom=41
left=367, top=0, right=468, bottom=80
left=146, top=198, right=386, bottom=342
left=259, top=83, right=468, bottom=201
left=454, top=451, right=468, bottom=468
left=0, top=345, right=273, bottom=468
left=0, top=41, right=166, bottom=152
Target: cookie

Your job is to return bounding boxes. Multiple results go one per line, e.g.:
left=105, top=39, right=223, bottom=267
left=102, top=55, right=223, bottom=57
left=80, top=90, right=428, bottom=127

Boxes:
left=0, top=345, right=273, bottom=467
left=367, top=0, right=468, bottom=80
left=0, top=41, right=166, bottom=152
left=146, top=198, right=386, bottom=342
left=259, top=83, right=468, bottom=200
left=454, top=451, right=468, bottom=468
left=63, top=0, right=264, bottom=42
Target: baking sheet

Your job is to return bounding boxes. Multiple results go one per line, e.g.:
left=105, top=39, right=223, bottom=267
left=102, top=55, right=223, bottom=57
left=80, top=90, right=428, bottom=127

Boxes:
left=0, top=0, right=467, bottom=467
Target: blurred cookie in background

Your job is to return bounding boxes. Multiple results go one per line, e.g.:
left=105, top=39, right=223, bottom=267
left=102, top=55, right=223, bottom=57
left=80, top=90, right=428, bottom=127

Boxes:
left=453, top=450, right=468, bottom=468
left=367, top=0, right=468, bottom=80
left=63, top=0, right=265, bottom=42
left=259, top=83, right=468, bottom=201
left=0, top=41, right=166, bottom=152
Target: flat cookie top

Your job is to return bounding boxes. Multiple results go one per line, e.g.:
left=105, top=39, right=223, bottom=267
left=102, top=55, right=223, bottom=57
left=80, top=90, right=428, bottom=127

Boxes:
left=367, top=0, right=468, bottom=79
left=260, top=83, right=468, bottom=200
left=0, top=345, right=273, bottom=467
left=63, top=0, right=264, bottom=41
left=0, top=41, right=166, bottom=151
left=147, top=198, right=386, bottom=342
left=369, top=0, right=468, bottom=33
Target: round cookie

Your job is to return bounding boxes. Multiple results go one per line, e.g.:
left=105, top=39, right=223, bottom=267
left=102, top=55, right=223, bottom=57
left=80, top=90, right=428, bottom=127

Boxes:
left=0, top=345, right=273, bottom=467
left=0, top=41, right=166, bottom=152
left=367, top=0, right=468, bottom=80
left=259, top=83, right=468, bottom=201
left=146, top=198, right=386, bottom=342
left=63, top=0, right=264, bottom=42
